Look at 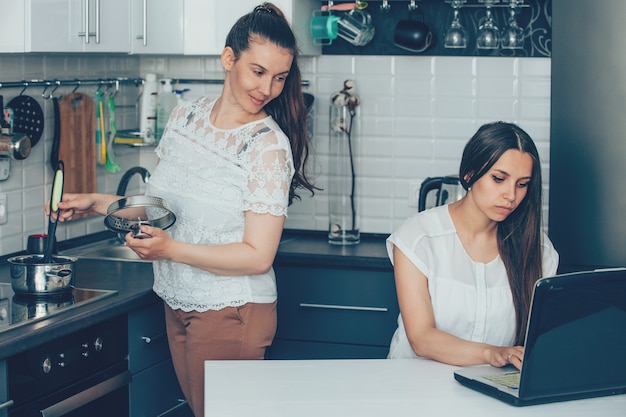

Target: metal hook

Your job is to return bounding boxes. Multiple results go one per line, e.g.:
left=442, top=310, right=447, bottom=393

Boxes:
left=72, top=80, right=81, bottom=93
left=380, top=0, right=391, bottom=13
left=19, top=82, right=29, bottom=96
left=42, top=84, right=52, bottom=99
left=51, top=80, right=62, bottom=98
left=109, top=79, right=120, bottom=99
left=408, top=0, right=418, bottom=12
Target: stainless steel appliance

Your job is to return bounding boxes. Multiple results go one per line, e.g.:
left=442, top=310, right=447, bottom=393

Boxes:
left=7, top=315, right=130, bottom=417
left=550, top=0, right=626, bottom=270
left=418, top=175, right=465, bottom=212
left=0, top=283, right=128, bottom=416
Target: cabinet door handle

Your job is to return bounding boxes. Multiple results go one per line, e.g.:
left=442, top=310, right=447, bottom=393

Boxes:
left=79, top=0, right=99, bottom=44
left=83, top=0, right=90, bottom=44
left=157, top=399, right=189, bottom=417
left=299, top=303, right=388, bottom=312
left=142, top=0, right=148, bottom=46
left=0, top=400, right=14, bottom=411
left=94, top=0, right=101, bottom=44
left=135, top=0, right=148, bottom=45
left=141, top=331, right=166, bottom=344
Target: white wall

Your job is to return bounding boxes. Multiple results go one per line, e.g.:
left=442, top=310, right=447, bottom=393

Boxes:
left=141, top=55, right=552, bottom=234
left=0, top=53, right=551, bottom=255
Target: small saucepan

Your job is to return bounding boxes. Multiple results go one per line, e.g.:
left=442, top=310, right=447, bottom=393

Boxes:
left=8, top=254, right=77, bottom=295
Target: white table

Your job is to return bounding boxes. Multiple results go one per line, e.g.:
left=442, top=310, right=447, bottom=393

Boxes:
left=205, top=359, right=626, bottom=416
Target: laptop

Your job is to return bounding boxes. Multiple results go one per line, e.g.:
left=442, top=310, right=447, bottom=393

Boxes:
left=454, top=268, right=626, bottom=406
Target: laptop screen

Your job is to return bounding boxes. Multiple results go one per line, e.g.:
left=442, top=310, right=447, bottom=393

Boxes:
left=520, top=269, right=626, bottom=399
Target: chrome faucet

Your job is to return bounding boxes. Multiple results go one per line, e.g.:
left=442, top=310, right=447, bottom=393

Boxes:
left=116, top=166, right=151, bottom=196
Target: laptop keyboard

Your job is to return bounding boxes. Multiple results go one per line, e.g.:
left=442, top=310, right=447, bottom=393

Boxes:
left=484, top=371, right=520, bottom=389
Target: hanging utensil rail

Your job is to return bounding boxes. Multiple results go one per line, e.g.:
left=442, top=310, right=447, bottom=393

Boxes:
left=0, top=77, right=310, bottom=93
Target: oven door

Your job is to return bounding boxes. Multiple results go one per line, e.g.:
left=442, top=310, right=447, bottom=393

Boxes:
left=9, top=361, right=130, bottom=417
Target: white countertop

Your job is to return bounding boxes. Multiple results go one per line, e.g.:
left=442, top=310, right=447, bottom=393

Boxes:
left=205, top=359, right=626, bottom=416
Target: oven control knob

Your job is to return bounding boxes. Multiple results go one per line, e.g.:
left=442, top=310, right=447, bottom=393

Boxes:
left=93, top=337, right=103, bottom=352
left=42, top=356, right=52, bottom=374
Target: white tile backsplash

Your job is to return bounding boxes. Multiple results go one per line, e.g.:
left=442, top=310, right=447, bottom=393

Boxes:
left=0, top=53, right=552, bottom=255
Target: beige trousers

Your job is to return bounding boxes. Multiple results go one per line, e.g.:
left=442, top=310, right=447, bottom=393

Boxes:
left=163, top=301, right=277, bottom=417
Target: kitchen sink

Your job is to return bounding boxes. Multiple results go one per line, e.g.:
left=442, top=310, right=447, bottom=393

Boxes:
left=62, top=238, right=145, bottom=262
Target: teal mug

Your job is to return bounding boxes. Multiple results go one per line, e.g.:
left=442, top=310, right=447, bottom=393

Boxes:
left=310, top=12, right=340, bottom=45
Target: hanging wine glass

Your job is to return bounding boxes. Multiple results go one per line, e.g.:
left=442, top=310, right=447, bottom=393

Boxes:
left=500, top=0, right=525, bottom=49
left=444, top=0, right=468, bottom=49
left=476, top=0, right=499, bottom=50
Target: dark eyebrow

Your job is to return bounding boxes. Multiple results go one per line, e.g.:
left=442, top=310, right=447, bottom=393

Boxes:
left=494, top=168, right=531, bottom=181
left=251, top=62, right=289, bottom=76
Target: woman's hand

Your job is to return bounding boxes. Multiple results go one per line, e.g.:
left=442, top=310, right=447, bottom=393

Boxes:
left=124, top=225, right=174, bottom=261
left=46, top=193, right=122, bottom=221
left=485, top=346, right=525, bottom=370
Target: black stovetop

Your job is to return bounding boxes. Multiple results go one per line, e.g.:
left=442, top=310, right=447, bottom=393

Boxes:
left=0, top=283, right=117, bottom=333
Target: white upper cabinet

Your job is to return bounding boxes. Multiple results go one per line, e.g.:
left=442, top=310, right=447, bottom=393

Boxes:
left=184, top=0, right=320, bottom=56
left=0, top=0, right=319, bottom=55
left=25, top=0, right=131, bottom=53
left=131, top=0, right=184, bottom=54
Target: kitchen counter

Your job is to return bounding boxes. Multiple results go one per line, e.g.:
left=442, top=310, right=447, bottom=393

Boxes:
left=275, top=229, right=392, bottom=270
left=204, top=359, right=626, bottom=416
left=0, top=229, right=392, bottom=359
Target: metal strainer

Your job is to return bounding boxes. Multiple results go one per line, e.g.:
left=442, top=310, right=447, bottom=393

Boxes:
left=104, top=195, right=176, bottom=237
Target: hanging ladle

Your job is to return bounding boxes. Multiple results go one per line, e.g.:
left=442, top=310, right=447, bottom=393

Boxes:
left=43, top=160, right=64, bottom=263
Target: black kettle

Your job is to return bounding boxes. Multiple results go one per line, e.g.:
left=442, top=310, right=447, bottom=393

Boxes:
left=418, top=175, right=465, bottom=212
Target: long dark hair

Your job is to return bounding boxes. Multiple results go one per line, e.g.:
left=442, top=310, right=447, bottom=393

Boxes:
left=224, top=2, right=316, bottom=204
left=459, top=122, right=543, bottom=345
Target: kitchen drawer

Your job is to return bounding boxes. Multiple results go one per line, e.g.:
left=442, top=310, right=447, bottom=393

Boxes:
left=274, top=265, right=398, bottom=347
left=129, top=358, right=188, bottom=417
left=269, top=339, right=389, bottom=360
left=128, top=300, right=170, bottom=374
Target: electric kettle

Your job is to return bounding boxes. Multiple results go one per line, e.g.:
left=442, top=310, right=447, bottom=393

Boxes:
left=418, top=175, right=465, bottom=212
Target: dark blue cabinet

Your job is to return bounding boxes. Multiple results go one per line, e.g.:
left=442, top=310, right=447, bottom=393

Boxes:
left=270, top=264, right=399, bottom=359
left=128, top=301, right=192, bottom=416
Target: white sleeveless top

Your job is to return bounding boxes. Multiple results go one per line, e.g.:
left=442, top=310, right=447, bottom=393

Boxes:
left=386, top=205, right=559, bottom=359
left=146, top=96, right=294, bottom=312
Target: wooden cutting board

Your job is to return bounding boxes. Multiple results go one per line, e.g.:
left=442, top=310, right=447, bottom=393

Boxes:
left=58, top=93, right=96, bottom=195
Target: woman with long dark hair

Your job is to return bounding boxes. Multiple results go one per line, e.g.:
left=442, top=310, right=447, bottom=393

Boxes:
left=49, top=4, right=315, bottom=416
left=387, top=122, right=558, bottom=370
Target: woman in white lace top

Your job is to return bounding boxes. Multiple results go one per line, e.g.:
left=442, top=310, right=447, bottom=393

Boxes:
left=50, top=3, right=315, bottom=416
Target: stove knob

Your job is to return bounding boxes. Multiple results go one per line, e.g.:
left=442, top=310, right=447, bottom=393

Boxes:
left=0, top=307, right=7, bottom=322
left=42, top=356, right=52, bottom=374
left=93, top=336, right=103, bottom=352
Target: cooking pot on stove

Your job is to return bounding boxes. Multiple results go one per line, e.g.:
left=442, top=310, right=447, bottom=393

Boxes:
left=418, top=175, right=465, bottom=212
left=8, top=254, right=77, bottom=295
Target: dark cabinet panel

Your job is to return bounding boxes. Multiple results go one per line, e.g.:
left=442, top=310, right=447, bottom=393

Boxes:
left=270, top=264, right=399, bottom=359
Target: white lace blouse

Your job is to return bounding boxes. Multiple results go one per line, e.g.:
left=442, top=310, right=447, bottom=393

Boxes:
left=146, top=96, right=295, bottom=312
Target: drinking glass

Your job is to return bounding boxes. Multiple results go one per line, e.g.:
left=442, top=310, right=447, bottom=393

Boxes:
left=500, top=5, right=525, bottom=49
left=444, top=8, right=468, bottom=48
left=444, top=0, right=467, bottom=49
left=476, top=5, right=499, bottom=49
